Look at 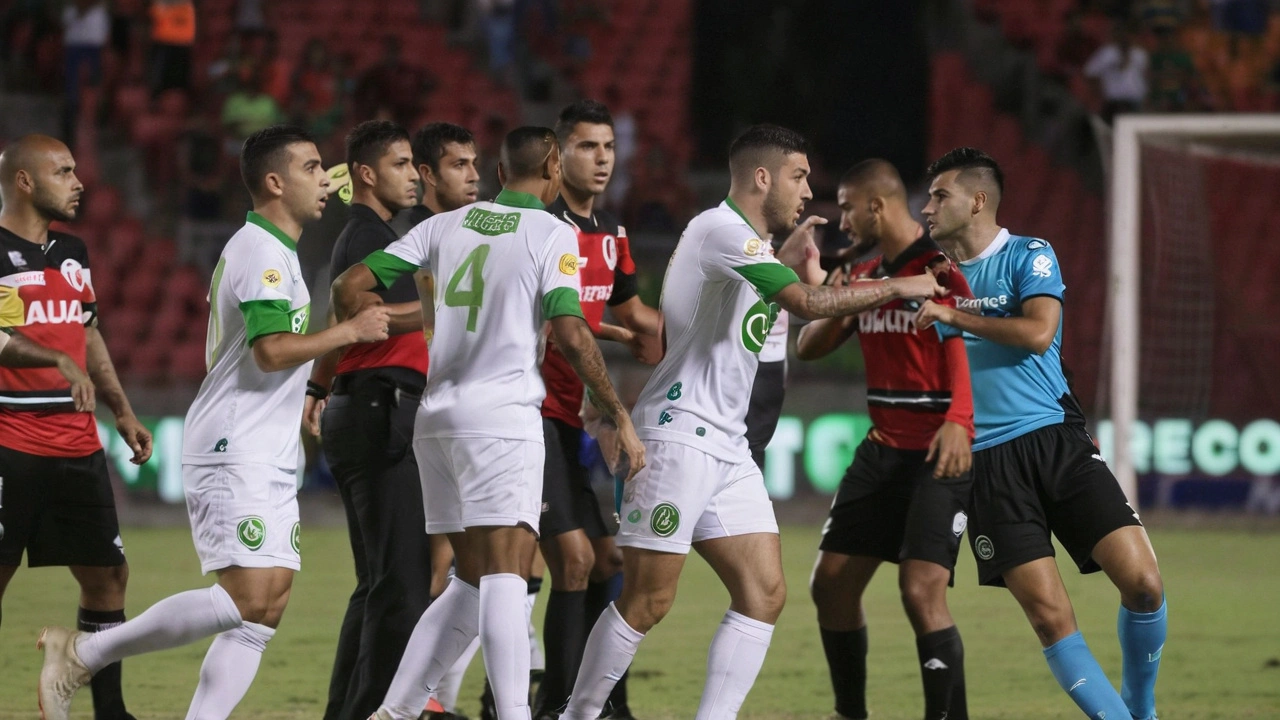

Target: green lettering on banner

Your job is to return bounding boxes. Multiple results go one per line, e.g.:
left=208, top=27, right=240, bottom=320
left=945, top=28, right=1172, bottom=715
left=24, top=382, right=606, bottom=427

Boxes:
left=461, top=207, right=521, bottom=237
left=803, top=413, right=872, bottom=494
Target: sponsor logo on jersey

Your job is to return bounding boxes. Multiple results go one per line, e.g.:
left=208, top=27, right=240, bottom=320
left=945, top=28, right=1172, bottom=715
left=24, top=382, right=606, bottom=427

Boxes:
left=1032, top=254, right=1053, bottom=278
left=650, top=502, right=680, bottom=537
left=24, top=299, right=84, bottom=325
left=957, top=295, right=1010, bottom=312
left=462, top=207, right=521, bottom=236
left=857, top=308, right=918, bottom=335
left=7, top=251, right=26, bottom=268
left=602, top=234, right=618, bottom=270
left=741, top=300, right=780, bottom=353
left=261, top=269, right=283, bottom=287
left=666, top=382, right=683, bottom=401
left=60, top=259, right=87, bottom=292
left=237, top=517, right=266, bottom=550
left=0, top=271, right=46, bottom=286
left=289, top=305, right=310, bottom=334
left=581, top=285, right=615, bottom=302
left=1026, top=239, right=1048, bottom=250
left=214, top=438, right=228, bottom=452
left=627, top=509, right=642, bottom=524
left=559, top=254, right=579, bottom=275
left=658, top=410, right=673, bottom=425
left=974, top=534, right=995, bottom=560
left=951, top=511, right=968, bottom=536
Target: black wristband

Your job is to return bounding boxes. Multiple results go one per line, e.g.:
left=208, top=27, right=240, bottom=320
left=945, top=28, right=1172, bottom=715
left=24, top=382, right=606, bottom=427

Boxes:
left=306, top=381, right=329, bottom=400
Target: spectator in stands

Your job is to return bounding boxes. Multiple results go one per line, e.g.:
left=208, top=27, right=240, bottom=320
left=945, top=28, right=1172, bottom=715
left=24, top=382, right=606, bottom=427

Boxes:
left=477, top=0, right=517, bottom=83
left=1053, top=10, right=1100, bottom=82
left=176, top=114, right=231, bottom=274
left=148, top=0, right=195, bottom=98
left=290, top=39, right=343, bottom=140
left=62, top=0, right=109, bottom=143
left=604, top=84, right=635, bottom=211
left=353, top=35, right=437, bottom=127
left=1148, top=27, right=1202, bottom=111
left=0, top=0, right=57, bottom=82
left=258, top=31, right=292, bottom=106
left=1084, top=21, right=1149, bottom=122
left=220, top=68, right=284, bottom=145
left=208, top=31, right=250, bottom=94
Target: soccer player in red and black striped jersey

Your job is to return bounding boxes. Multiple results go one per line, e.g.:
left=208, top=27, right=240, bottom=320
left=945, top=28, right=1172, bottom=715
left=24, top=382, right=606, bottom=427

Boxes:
left=0, top=134, right=152, bottom=720
left=798, top=160, right=974, bottom=720
left=533, top=100, right=661, bottom=720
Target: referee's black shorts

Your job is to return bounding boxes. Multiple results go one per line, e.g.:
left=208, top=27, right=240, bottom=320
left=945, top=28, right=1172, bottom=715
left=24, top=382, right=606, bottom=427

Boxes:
left=539, top=417, right=609, bottom=540
left=0, top=444, right=126, bottom=567
left=968, top=422, right=1142, bottom=587
left=820, top=437, right=972, bottom=577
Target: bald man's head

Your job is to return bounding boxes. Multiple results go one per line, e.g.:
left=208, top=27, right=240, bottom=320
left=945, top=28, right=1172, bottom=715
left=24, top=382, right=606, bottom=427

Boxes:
left=0, top=134, right=83, bottom=223
left=837, top=159, right=909, bottom=250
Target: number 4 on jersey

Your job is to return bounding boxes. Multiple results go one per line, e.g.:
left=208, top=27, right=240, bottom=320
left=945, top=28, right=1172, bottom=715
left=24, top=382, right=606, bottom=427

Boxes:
left=445, top=244, right=490, bottom=331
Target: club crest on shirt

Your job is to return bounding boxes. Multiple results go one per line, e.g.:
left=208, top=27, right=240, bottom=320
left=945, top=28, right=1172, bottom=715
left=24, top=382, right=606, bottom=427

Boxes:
left=262, top=269, right=283, bottom=287
left=1031, top=254, right=1053, bottom=278
left=60, top=258, right=87, bottom=292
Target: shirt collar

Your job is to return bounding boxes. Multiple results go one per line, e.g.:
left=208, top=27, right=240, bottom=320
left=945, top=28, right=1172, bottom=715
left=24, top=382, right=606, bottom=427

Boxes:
left=723, top=197, right=754, bottom=228
left=494, top=188, right=545, bottom=210
left=959, top=228, right=1010, bottom=266
left=246, top=211, right=298, bottom=252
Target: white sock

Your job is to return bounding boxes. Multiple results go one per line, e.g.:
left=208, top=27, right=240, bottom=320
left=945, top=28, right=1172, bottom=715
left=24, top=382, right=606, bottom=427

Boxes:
left=525, top=586, right=544, bottom=672
left=435, top=636, right=481, bottom=712
left=694, top=610, right=775, bottom=720
left=562, top=603, right=644, bottom=720
left=76, top=585, right=242, bottom=673
left=184, top=622, right=274, bottom=720
left=380, top=577, right=480, bottom=720
left=480, top=573, right=532, bottom=719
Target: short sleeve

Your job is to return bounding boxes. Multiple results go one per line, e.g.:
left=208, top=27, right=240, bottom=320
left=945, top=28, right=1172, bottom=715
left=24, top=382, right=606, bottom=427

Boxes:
left=233, top=243, right=302, bottom=345
left=540, top=223, right=585, bottom=321
left=607, top=229, right=638, bottom=307
left=698, top=224, right=799, bottom=300
left=70, top=241, right=98, bottom=327
left=1015, top=240, right=1065, bottom=303
left=366, top=218, right=432, bottom=289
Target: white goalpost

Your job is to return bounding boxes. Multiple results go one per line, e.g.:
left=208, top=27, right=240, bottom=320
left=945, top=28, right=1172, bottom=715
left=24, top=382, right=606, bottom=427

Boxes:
left=1107, top=114, right=1280, bottom=505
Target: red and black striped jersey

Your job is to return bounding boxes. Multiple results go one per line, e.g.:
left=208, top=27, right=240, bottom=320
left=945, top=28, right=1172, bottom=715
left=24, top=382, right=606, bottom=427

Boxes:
left=540, top=200, right=638, bottom=428
left=0, top=227, right=101, bottom=457
left=848, top=238, right=975, bottom=450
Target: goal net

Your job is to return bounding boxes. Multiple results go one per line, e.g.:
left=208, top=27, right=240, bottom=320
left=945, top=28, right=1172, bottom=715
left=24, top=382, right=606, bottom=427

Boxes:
left=1102, top=115, right=1280, bottom=506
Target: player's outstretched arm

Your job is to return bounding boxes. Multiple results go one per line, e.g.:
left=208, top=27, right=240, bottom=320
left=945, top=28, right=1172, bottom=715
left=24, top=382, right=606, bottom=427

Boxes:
left=915, top=296, right=1060, bottom=355
left=774, top=271, right=946, bottom=321
left=331, top=263, right=386, bottom=322
left=86, top=326, right=151, bottom=463
left=550, top=314, right=646, bottom=481
left=0, top=330, right=95, bottom=412
left=253, top=304, right=390, bottom=374
left=796, top=315, right=857, bottom=360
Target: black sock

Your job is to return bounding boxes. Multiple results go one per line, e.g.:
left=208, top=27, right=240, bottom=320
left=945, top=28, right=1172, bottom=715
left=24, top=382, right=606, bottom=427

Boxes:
left=820, top=626, right=868, bottom=719
left=527, top=575, right=544, bottom=595
left=916, top=625, right=965, bottom=720
left=584, top=578, right=611, bottom=628
left=536, top=589, right=587, bottom=714
left=78, top=608, right=131, bottom=720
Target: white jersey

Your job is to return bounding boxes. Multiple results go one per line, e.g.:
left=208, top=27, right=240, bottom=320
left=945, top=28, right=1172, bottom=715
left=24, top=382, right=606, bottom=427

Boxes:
left=759, top=307, right=789, bottom=363
left=183, top=212, right=312, bottom=469
left=632, top=199, right=799, bottom=461
left=364, top=189, right=583, bottom=441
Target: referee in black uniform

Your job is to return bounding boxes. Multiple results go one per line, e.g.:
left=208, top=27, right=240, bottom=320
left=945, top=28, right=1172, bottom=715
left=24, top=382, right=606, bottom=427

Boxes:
left=306, top=120, right=434, bottom=720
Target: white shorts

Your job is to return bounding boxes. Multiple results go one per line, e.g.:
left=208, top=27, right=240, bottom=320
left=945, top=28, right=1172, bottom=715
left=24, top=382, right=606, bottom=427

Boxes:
left=183, top=464, right=301, bottom=575
left=414, top=437, right=543, bottom=535
left=616, top=440, right=778, bottom=554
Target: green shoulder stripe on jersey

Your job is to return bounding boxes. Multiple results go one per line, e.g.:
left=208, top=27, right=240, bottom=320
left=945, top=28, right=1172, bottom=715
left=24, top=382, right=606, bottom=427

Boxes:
left=246, top=212, right=298, bottom=252
left=542, top=286, right=585, bottom=321
left=733, top=263, right=800, bottom=301
left=724, top=197, right=755, bottom=229
left=241, top=299, right=294, bottom=345
left=364, top=249, right=418, bottom=290
left=494, top=188, right=545, bottom=210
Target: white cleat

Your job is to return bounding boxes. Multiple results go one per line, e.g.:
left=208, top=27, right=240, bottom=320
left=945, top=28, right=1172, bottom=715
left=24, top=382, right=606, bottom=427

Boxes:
left=36, top=626, right=91, bottom=720
left=368, top=710, right=395, bottom=720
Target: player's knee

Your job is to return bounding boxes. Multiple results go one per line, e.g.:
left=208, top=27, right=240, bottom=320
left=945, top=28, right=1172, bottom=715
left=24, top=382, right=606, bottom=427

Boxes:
left=1024, top=603, right=1077, bottom=647
left=898, top=575, right=944, bottom=619
left=1121, top=569, right=1164, bottom=613
left=78, top=564, right=129, bottom=601
left=618, top=590, right=675, bottom=633
left=759, top=573, right=787, bottom=620
left=808, top=560, right=845, bottom=607
left=557, top=546, right=595, bottom=590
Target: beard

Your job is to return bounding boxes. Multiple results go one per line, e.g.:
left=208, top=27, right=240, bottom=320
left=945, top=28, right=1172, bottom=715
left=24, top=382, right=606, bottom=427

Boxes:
left=33, top=186, right=75, bottom=222
left=762, top=188, right=795, bottom=238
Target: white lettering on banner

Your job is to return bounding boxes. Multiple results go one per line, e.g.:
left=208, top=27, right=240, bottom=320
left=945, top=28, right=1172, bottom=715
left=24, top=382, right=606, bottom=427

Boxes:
left=1097, top=418, right=1280, bottom=477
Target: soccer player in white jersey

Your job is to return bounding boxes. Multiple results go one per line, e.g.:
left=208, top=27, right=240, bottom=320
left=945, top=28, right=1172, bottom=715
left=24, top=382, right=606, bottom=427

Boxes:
left=36, top=125, right=391, bottom=720
left=559, top=125, right=948, bottom=720
left=331, top=126, right=645, bottom=720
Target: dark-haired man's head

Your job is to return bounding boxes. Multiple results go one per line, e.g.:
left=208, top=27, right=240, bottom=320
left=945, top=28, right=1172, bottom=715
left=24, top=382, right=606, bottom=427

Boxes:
left=412, top=122, right=479, bottom=212
left=556, top=100, right=615, bottom=200
left=838, top=158, right=908, bottom=254
left=0, top=134, right=83, bottom=223
left=240, top=124, right=329, bottom=223
left=498, top=126, right=561, bottom=206
left=728, top=124, right=812, bottom=237
left=345, top=120, right=416, bottom=216
left=923, top=147, right=1003, bottom=241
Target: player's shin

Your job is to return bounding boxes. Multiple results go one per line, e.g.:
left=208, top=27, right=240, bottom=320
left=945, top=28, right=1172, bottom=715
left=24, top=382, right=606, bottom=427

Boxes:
left=77, top=608, right=130, bottom=720
left=1118, top=597, right=1166, bottom=720
left=1043, top=631, right=1132, bottom=719
left=380, top=577, right=480, bottom=719
left=480, top=573, right=533, bottom=719
left=184, top=622, right=274, bottom=720
left=75, top=585, right=243, bottom=673
left=561, top=604, right=644, bottom=720
left=916, top=626, right=966, bottom=720
left=694, top=610, right=774, bottom=720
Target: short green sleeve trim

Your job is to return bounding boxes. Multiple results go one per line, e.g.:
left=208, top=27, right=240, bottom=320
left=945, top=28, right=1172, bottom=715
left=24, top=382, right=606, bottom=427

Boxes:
left=240, top=299, right=293, bottom=345
left=733, top=263, right=800, bottom=300
left=364, top=249, right=419, bottom=290
left=542, top=286, right=585, bottom=321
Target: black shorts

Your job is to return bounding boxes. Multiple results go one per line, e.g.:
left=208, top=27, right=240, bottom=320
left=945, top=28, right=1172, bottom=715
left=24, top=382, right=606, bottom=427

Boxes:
left=969, top=423, right=1142, bottom=587
left=746, top=360, right=786, bottom=470
left=0, top=445, right=126, bottom=567
left=540, top=418, right=609, bottom=540
left=819, top=438, right=972, bottom=574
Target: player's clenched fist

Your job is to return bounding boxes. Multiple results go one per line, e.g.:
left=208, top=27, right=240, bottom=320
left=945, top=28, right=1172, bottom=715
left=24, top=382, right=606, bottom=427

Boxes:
left=614, top=418, right=646, bottom=483
left=345, top=304, right=391, bottom=344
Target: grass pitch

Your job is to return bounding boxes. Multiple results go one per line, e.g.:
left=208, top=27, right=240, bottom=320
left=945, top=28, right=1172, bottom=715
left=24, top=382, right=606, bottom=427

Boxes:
left=1, top=524, right=1278, bottom=719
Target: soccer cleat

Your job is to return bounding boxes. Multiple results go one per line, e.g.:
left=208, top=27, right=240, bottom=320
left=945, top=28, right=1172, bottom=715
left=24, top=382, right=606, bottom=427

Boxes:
left=369, top=710, right=394, bottom=720
left=36, top=626, right=91, bottom=720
